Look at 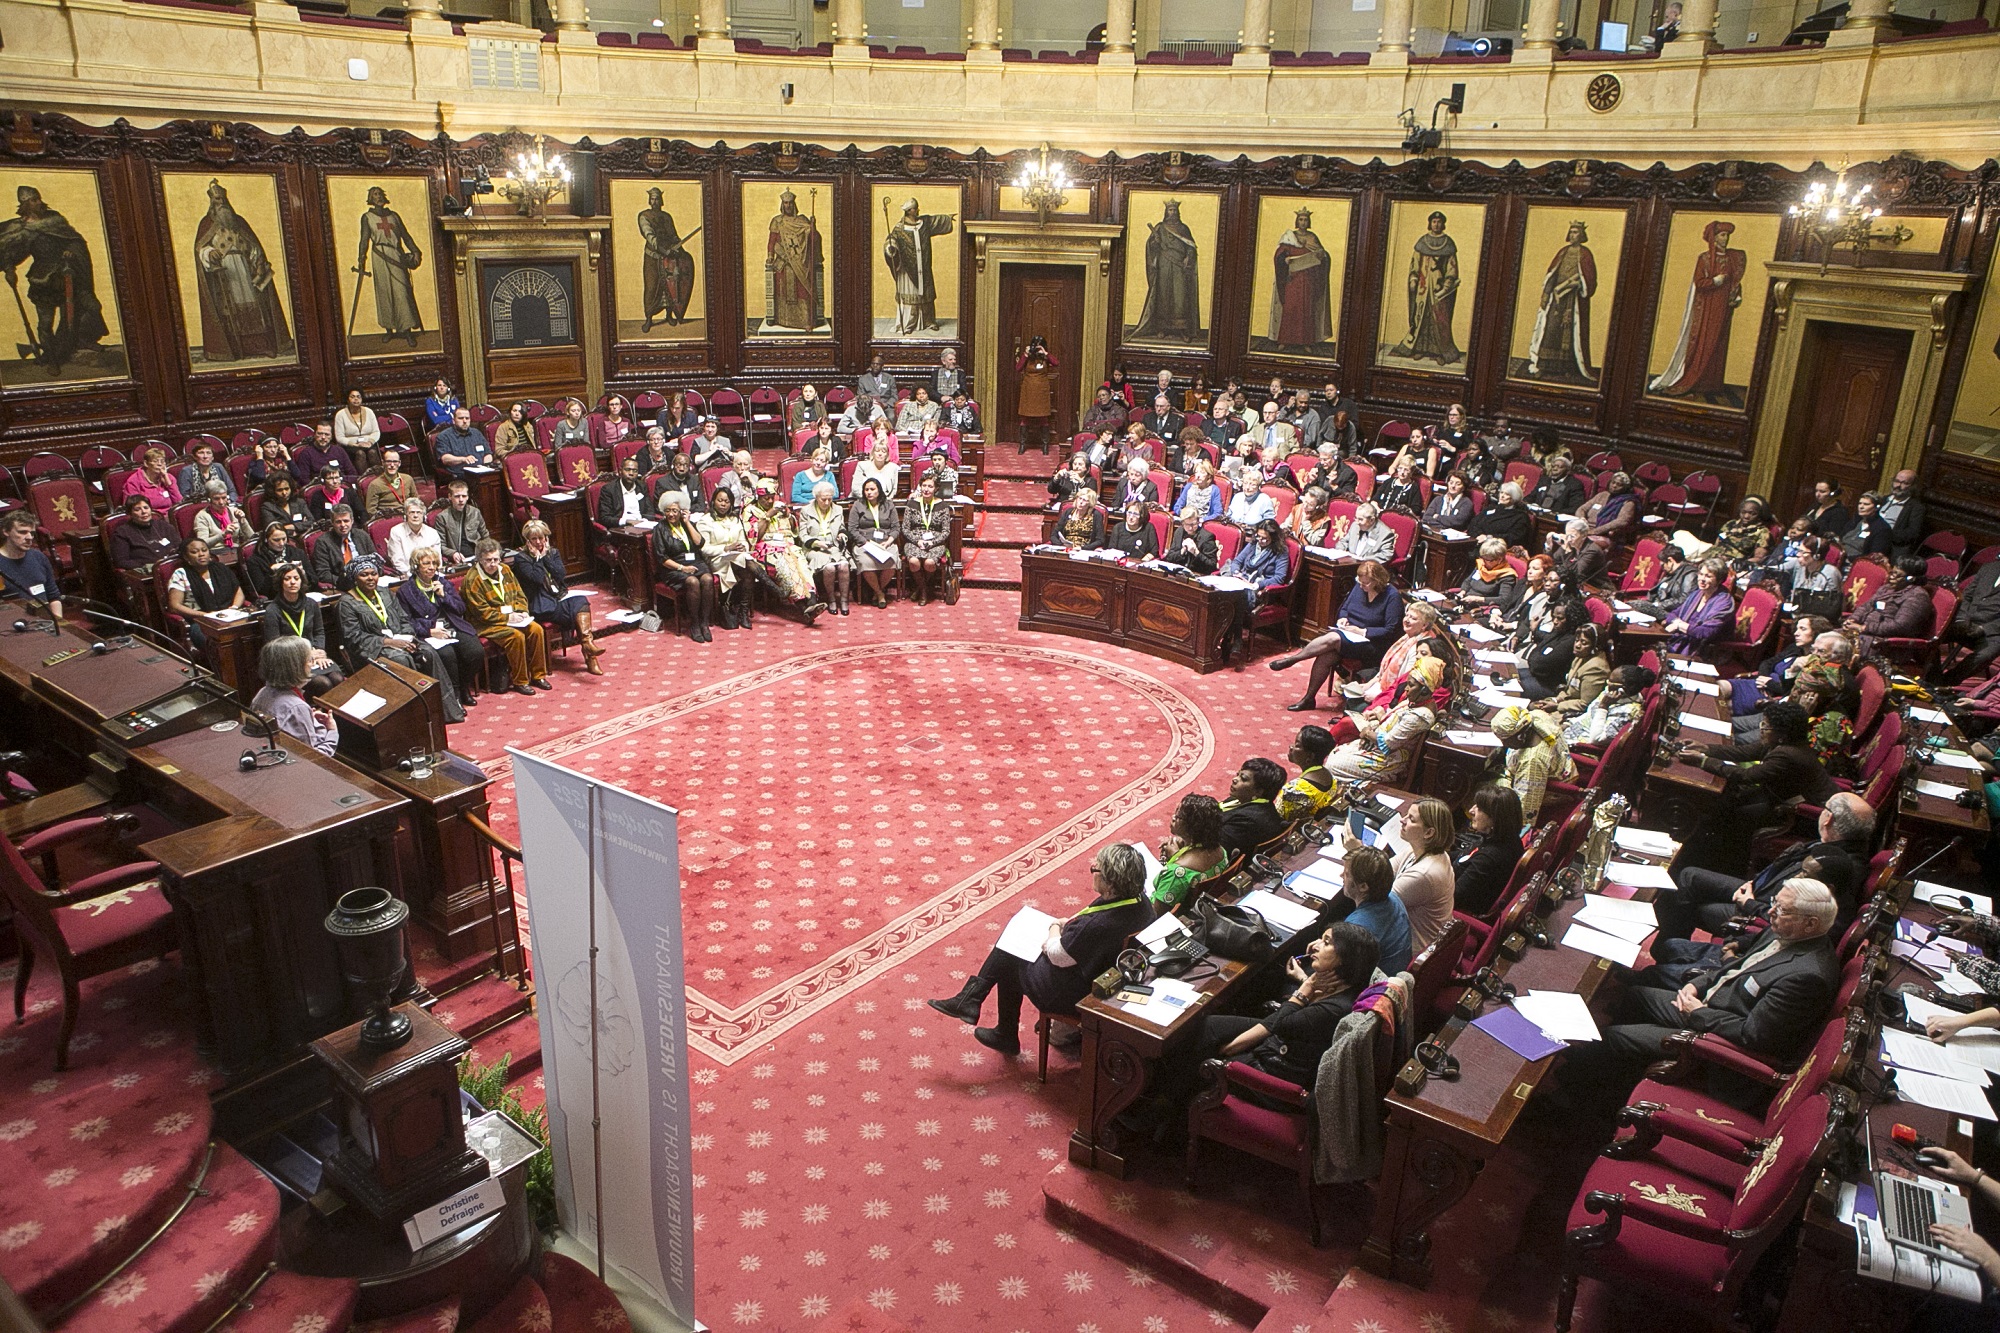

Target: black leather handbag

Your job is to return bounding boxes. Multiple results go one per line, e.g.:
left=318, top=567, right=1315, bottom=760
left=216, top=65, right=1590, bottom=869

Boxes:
left=1194, top=898, right=1279, bottom=963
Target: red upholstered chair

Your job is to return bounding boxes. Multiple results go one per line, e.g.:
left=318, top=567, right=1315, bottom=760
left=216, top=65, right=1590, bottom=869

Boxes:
left=79, top=445, right=127, bottom=504
left=1502, top=459, right=1543, bottom=493
left=633, top=390, right=666, bottom=415
left=103, top=466, right=139, bottom=508
left=1927, top=555, right=1962, bottom=585
left=22, top=452, right=75, bottom=485
left=1852, top=664, right=1889, bottom=739
left=610, top=438, right=647, bottom=473
left=230, top=428, right=270, bottom=455
left=533, top=415, right=565, bottom=452
left=790, top=427, right=822, bottom=455
left=555, top=445, right=598, bottom=491
left=1555, top=1092, right=1838, bottom=1333
left=709, top=387, right=747, bottom=436
left=777, top=458, right=811, bottom=501
left=1205, top=521, right=1242, bottom=564
left=746, top=386, right=785, bottom=447
left=1842, top=558, right=1888, bottom=614
left=170, top=501, right=203, bottom=542
left=1286, top=452, right=1317, bottom=479
left=1871, top=586, right=1956, bottom=671
left=1680, top=471, right=1723, bottom=531
left=1971, top=546, right=2000, bottom=570
left=1184, top=982, right=1405, bottom=1244
left=1923, top=530, right=1968, bottom=563
left=1248, top=538, right=1305, bottom=647
left=1640, top=484, right=1685, bottom=533
left=1148, top=512, right=1171, bottom=552
left=1349, top=461, right=1376, bottom=501
left=504, top=450, right=554, bottom=526
left=1371, top=421, right=1411, bottom=462
left=1634, top=460, right=1672, bottom=491
left=1709, top=586, right=1779, bottom=675
left=1619, top=538, right=1667, bottom=596
left=30, top=476, right=96, bottom=580
left=2, top=813, right=173, bottom=1071
left=469, top=403, right=502, bottom=427
left=521, top=399, right=549, bottom=420
left=1262, top=486, right=1297, bottom=523
left=1149, top=467, right=1175, bottom=509
left=1380, top=512, right=1419, bottom=573
left=1414, top=475, right=1433, bottom=508
left=1584, top=450, right=1623, bottom=475
left=837, top=458, right=859, bottom=494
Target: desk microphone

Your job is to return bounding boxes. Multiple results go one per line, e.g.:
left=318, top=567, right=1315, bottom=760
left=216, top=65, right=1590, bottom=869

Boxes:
left=70, top=598, right=214, bottom=684
left=237, top=710, right=292, bottom=771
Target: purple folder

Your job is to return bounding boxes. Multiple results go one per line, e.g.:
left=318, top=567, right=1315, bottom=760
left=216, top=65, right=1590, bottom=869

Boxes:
left=1471, top=1005, right=1567, bottom=1062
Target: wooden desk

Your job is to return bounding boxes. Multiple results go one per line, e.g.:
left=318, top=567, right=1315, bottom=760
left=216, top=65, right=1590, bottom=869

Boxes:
left=461, top=466, right=508, bottom=543
left=1637, top=673, right=1734, bottom=838
left=1896, top=713, right=1990, bottom=867
left=1359, top=880, right=1624, bottom=1286
left=1417, top=527, right=1476, bottom=592
left=365, top=751, right=515, bottom=971
left=186, top=610, right=263, bottom=703
left=535, top=493, right=587, bottom=573
left=1019, top=550, right=1237, bottom=674
left=1296, top=551, right=1359, bottom=642
left=600, top=524, right=655, bottom=611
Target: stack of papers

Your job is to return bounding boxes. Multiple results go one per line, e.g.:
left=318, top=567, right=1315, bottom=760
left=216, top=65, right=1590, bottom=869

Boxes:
left=1603, top=861, right=1676, bottom=891
left=1881, top=1027, right=1988, bottom=1084
left=1412, top=588, right=1450, bottom=603
left=1916, top=778, right=1971, bottom=801
left=1574, top=894, right=1658, bottom=943
left=1119, top=976, right=1203, bottom=1027
left=1513, top=990, right=1602, bottom=1042
left=996, top=906, right=1060, bottom=961
left=1438, top=528, right=1471, bottom=541
left=1678, top=712, right=1733, bottom=736
left=1911, top=706, right=1950, bottom=724
left=1472, top=648, right=1522, bottom=666
left=1446, top=729, right=1501, bottom=748
left=1134, top=912, right=1183, bottom=948
left=1616, top=610, right=1658, bottom=625
left=1670, top=658, right=1719, bottom=677
left=1462, top=625, right=1505, bottom=644
left=1613, top=827, right=1679, bottom=858
left=1930, top=750, right=1985, bottom=772
left=1474, top=689, right=1520, bottom=711
left=1560, top=922, right=1641, bottom=967
left=1284, top=860, right=1345, bottom=901
left=1674, top=676, right=1721, bottom=696
left=1199, top=574, right=1256, bottom=591
left=1893, top=1068, right=1997, bottom=1120
left=1237, top=889, right=1322, bottom=936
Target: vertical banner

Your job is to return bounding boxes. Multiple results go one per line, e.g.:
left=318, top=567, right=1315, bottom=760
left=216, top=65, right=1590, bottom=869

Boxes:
left=510, top=750, right=697, bottom=1326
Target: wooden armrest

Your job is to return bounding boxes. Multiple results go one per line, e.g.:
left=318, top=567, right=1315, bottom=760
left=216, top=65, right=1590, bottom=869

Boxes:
left=17, top=812, right=138, bottom=860
left=0, top=784, right=112, bottom=841
left=40, top=860, right=163, bottom=907
left=1221, top=1058, right=1311, bottom=1108
left=1649, top=1030, right=1788, bottom=1088
left=1578, top=1187, right=1728, bottom=1244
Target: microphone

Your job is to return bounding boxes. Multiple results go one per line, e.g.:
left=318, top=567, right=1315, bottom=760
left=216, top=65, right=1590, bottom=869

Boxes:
left=69, top=599, right=206, bottom=676
left=237, top=710, right=292, bottom=771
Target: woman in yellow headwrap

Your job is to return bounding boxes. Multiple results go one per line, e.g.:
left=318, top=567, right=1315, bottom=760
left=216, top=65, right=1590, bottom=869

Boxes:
left=1490, top=704, right=1576, bottom=824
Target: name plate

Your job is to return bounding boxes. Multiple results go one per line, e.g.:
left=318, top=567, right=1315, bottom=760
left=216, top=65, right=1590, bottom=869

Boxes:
left=402, top=1176, right=503, bottom=1251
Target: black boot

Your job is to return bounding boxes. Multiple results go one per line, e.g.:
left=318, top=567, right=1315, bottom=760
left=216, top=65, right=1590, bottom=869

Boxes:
left=974, top=1025, right=1021, bottom=1055
left=927, top=976, right=994, bottom=1025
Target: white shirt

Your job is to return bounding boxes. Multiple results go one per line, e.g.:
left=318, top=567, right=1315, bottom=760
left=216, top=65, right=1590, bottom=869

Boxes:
left=1227, top=491, right=1276, bottom=528
left=851, top=459, right=900, bottom=500
left=619, top=484, right=644, bottom=525
left=386, top=520, right=441, bottom=576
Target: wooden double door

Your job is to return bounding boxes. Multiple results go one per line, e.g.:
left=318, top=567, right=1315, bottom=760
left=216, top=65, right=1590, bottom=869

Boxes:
left=994, top=264, right=1084, bottom=444
left=1772, top=321, right=1911, bottom=516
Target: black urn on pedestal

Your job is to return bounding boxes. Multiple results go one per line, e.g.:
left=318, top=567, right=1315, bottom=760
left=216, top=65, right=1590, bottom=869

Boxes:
left=325, top=886, right=413, bottom=1052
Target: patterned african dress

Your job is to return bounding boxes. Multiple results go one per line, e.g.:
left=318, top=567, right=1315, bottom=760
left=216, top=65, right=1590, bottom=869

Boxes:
left=749, top=505, right=815, bottom=602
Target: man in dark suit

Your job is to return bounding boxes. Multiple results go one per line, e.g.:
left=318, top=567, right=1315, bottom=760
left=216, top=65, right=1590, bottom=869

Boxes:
left=1140, top=393, right=1184, bottom=440
left=1527, top=454, right=1587, bottom=515
left=1653, top=793, right=1874, bottom=950
left=928, top=843, right=1157, bottom=1054
left=309, top=505, right=381, bottom=592
left=1219, top=757, right=1288, bottom=860
left=1585, top=878, right=1840, bottom=1102
left=1880, top=467, right=1926, bottom=559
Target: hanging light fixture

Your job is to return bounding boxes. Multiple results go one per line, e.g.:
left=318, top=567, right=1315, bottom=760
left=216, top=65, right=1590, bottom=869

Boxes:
left=1013, top=143, right=1071, bottom=226
left=498, top=133, right=572, bottom=220
left=1788, top=161, right=1912, bottom=273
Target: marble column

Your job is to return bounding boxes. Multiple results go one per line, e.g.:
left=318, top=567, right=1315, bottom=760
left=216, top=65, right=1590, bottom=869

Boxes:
left=1666, top=0, right=1719, bottom=51
left=968, top=0, right=1000, bottom=49
left=1521, top=0, right=1560, bottom=48
left=1829, top=0, right=1893, bottom=41
left=553, top=0, right=587, bottom=32
left=1239, top=0, right=1271, bottom=52
left=1104, top=0, right=1135, bottom=53
left=695, top=0, right=726, bottom=40
left=1376, top=0, right=1413, bottom=54
left=833, top=0, right=866, bottom=45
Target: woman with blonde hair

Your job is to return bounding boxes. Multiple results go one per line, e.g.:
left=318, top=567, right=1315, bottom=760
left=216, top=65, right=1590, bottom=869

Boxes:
left=1343, top=796, right=1455, bottom=953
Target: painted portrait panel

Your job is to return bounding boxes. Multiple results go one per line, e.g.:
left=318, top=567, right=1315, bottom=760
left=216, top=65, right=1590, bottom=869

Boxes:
left=0, top=167, right=128, bottom=388
left=161, top=170, right=298, bottom=371
left=610, top=177, right=707, bottom=344
left=871, top=183, right=963, bottom=343
left=1944, top=248, right=2000, bottom=460
left=1247, top=194, right=1352, bottom=363
left=1643, top=211, right=1782, bottom=412
left=1505, top=206, right=1629, bottom=390
left=325, top=174, right=443, bottom=360
left=742, top=180, right=833, bottom=340
left=1374, top=201, right=1486, bottom=376
left=1121, top=189, right=1220, bottom=351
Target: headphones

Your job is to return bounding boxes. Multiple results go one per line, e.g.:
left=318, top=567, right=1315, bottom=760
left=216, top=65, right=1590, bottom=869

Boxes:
left=1414, top=1037, right=1461, bottom=1081
left=238, top=747, right=291, bottom=771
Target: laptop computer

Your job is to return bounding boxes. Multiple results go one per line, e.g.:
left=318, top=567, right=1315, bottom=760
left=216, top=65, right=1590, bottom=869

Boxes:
left=1875, top=1170, right=1975, bottom=1265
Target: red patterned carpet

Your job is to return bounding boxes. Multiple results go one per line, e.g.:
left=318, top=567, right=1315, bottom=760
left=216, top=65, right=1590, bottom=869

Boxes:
left=437, top=591, right=1612, bottom=1332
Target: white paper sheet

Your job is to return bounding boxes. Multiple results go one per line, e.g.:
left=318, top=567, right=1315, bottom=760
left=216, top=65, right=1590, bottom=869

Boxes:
left=1572, top=903, right=1657, bottom=944
left=543, top=490, right=577, bottom=502
left=1912, top=706, right=1950, bottom=724
left=206, top=607, right=251, bottom=623
left=1446, top=730, right=1500, bottom=748
left=1119, top=976, right=1203, bottom=1027
left=1678, top=711, right=1733, bottom=735
left=1670, top=658, right=1719, bottom=676
left=335, top=687, right=386, bottom=720
left=1915, top=881, right=1994, bottom=914
left=1132, top=840, right=1164, bottom=889
left=1376, top=794, right=1406, bottom=809
left=1895, top=1069, right=1998, bottom=1120
left=1475, top=689, right=1521, bottom=711
left=1882, top=1028, right=1990, bottom=1084
left=1674, top=676, right=1720, bottom=696
left=1931, top=751, right=1984, bottom=771
left=1412, top=588, right=1449, bottom=603
left=1513, top=990, right=1603, bottom=1042
left=1938, top=968, right=1986, bottom=997
left=1579, top=893, right=1659, bottom=922
left=1461, top=625, right=1504, bottom=644
left=1200, top=574, right=1256, bottom=592
left=1340, top=626, right=1369, bottom=643
left=1854, top=1213, right=1985, bottom=1300
left=1902, top=993, right=1995, bottom=1033
left=1616, top=610, right=1658, bottom=625
left=1560, top=922, right=1642, bottom=967
left=1472, top=648, right=1522, bottom=665
left=1603, top=861, right=1677, bottom=890
left=1439, top=528, right=1471, bottom=541
left=1613, top=827, right=1680, bottom=858
left=601, top=608, right=645, bottom=624
left=996, top=906, right=1060, bottom=961
left=1945, top=1034, right=2000, bottom=1076
left=1135, top=911, right=1183, bottom=948
left=1916, top=779, right=1971, bottom=801
left=1237, top=889, right=1322, bottom=936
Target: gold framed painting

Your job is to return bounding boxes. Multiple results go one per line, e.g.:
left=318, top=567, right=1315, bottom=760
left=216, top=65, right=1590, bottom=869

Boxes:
left=1643, top=211, right=1783, bottom=411
left=611, top=178, right=707, bottom=343
left=742, top=180, right=832, bottom=339
left=1375, top=200, right=1486, bottom=376
left=161, top=170, right=298, bottom=371
left=325, top=174, right=444, bottom=359
left=1120, top=189, right=1220, bottom=351
left=1247, top=194, right=1352, bottom=363
left=871, top=183, right=962, bottom=343
left=1505, top=205, right=1629, bottom=390
left=0, top=167, right=128, bottom=388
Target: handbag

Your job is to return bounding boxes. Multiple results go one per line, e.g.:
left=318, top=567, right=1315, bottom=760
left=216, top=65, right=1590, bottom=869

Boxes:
left=1792, top=585, right=1844, bottom=622
left=1193, top=898, right=1279, bottom=963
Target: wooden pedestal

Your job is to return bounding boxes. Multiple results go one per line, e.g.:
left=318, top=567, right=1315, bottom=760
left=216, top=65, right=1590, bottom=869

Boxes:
left=323, top=659, right=448, bottom=771
left=312, top=1003, right=489, bottom=1225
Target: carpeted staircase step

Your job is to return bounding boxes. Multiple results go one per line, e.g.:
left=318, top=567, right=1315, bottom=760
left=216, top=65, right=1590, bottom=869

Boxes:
left=463, top=1272, right=549, bottom=1333
left=429, top=975, right=533, bottom=1047
left=970, top=510, right=1045, bottom=544
left=59, top=1140, right=279, bottom=1333
left=466, top=1007, right=543, bottom=1081
left=352, top=1294, right=459, bottom=1332
left=218, top=1269, right=357, bottom=1332
left=408, top=923, right=495, bottom=999
left=0, top=962, right=215, bottom=1316
left=539, top=1252, right=634, bottom=1331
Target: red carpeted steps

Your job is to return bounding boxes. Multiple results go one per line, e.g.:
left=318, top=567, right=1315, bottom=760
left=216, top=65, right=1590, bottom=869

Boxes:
left=352, top=1295, right=460, bottom=1332
left=462, top=1271, right=548, bottom=1333
left=538, top=1252, right=633, bottom=1331
left=219, top=1269, right=358, bottom=1332
left=428, top=973, right=532, bottom=1047
left=59, top=1139, right=279, bottom=1333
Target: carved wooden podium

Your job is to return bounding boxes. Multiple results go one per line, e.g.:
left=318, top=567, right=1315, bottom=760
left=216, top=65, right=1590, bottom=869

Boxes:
left=322, top=659, right=448, bottom=770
